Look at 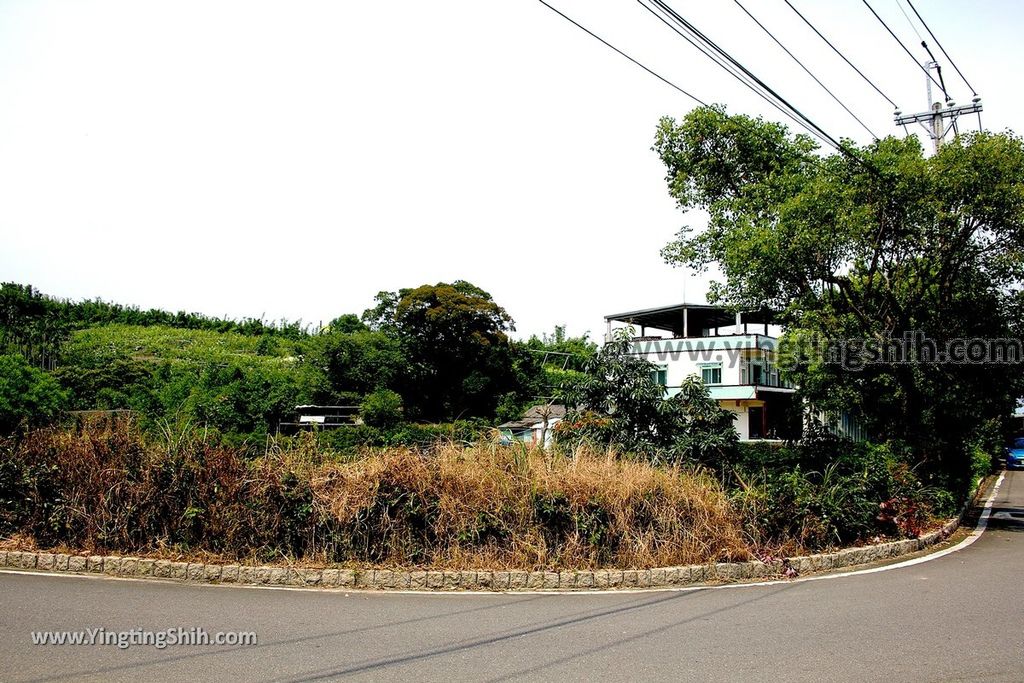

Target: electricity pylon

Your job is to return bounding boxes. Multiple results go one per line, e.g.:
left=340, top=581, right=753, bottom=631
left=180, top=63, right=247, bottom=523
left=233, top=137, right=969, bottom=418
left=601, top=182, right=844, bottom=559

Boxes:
left=894, top=60, right=982, bottom=153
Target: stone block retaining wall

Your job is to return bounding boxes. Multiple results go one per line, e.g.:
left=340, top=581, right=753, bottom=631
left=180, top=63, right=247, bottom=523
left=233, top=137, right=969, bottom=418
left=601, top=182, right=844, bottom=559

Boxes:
left=0, top=516, right=961, bottom=592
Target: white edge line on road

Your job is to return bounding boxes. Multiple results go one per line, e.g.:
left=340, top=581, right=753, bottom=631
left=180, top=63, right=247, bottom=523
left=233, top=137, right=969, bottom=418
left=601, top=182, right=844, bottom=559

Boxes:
left=0, top=471, right=1008, bottom=598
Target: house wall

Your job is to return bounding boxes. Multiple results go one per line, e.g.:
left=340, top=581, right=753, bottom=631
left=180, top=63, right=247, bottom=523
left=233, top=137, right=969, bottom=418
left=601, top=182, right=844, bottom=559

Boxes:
left=629, top=335, right=794, bottom=442
left=620, top=329, right=867, bottom=442
left=530, top=418, right=560, bottom=447
left=723, top=403, right=749, bottom=440
left=502, top=418, right=562, bottom=447
left=633, top=335, right=789, bottom=398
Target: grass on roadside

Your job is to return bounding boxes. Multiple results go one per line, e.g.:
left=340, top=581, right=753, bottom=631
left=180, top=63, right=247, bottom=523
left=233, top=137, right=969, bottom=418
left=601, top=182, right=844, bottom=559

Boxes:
left=0, top=423, right=748, bottom=570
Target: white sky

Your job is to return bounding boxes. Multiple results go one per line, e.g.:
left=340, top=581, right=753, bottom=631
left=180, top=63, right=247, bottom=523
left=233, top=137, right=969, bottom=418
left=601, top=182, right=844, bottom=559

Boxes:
left=1, top=1, right=1021, bottom=340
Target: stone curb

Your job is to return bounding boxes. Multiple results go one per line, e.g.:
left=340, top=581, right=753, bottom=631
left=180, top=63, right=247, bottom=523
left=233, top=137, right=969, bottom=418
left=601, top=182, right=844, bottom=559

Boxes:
left=0, top=513, right=964, bottom=592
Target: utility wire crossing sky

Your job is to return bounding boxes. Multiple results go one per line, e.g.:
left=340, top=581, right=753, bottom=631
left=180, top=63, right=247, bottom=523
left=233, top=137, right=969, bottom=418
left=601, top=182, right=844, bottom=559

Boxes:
left=1, top=1, right=1019, bottom=339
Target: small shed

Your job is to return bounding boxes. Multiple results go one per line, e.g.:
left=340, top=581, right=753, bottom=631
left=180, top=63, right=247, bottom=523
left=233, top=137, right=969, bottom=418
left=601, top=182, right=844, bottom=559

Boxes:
left=277, top=405, right=360, bottom=434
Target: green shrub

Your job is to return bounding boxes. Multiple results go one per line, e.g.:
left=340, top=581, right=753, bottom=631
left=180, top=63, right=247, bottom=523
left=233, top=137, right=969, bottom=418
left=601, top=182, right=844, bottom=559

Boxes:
left=319, top=425, right=384, bottom=452
left=317, top=420, right=489, bottom=453
left=969, top=443, right=994, bottom=490
left=380, top=420, right=488, bottom=448
left=0, top=355, right=67, bottom=434
left=360, top=389, right=403, bottom=429
left=730, top=440, right=947, bottom=550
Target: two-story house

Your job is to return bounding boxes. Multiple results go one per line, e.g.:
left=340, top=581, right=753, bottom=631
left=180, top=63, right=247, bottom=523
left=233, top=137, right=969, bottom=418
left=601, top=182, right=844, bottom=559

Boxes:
left=604, top=302, right=802, bottom=441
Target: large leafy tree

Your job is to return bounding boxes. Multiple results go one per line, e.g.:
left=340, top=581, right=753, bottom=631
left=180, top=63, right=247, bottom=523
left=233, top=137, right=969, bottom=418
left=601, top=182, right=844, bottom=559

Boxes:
left=558, top=331, right=737, bottom=461
left=654, top=105, right=1024, bottom=482
left=307, top=329, right=407, bottom=400
left=364, top=281, right=516, bottom=421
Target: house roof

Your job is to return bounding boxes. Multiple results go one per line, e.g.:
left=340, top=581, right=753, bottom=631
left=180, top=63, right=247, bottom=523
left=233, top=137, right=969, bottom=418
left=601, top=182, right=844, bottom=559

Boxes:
left=497, top=404, right=566, bottom=430
left=604, top=302, right=776, bottom=337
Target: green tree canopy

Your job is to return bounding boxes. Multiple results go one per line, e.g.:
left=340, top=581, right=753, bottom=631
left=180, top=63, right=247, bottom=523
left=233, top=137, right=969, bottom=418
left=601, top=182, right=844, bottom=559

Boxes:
left=365, top=281, right=516, bottom=421
left=307, top=329, right=407, bottom=399
left=654, top=105, right=1024, bottom=481
left=325, top=313, right=367, bottom=334
left=0, top=354, right=67, bottom=434
left=0, top=283, right=69, bottom=370
left=558, top=331, right=737, bottom=461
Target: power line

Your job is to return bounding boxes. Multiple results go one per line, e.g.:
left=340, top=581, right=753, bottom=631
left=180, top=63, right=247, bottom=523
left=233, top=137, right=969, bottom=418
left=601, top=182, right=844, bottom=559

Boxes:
left=635, top=0, right=747, bottom=88
left=732, top=0, right=878, bottom=140
left=636, top=0, right=824, bottom=143
left=895, top=0, right=924, bottom=43
left=647, top=0, right=849, bottom=154
left=782, top=0, right=898, bottom=109
left=860, top=0, right=946, bottom=98
left=534, top=0, right=707, bottom=107
left=906, top=0, right=978, bottom=97
left=647, top=1, right=882, bottom=175
left=538, top=0, right=877, bottom=173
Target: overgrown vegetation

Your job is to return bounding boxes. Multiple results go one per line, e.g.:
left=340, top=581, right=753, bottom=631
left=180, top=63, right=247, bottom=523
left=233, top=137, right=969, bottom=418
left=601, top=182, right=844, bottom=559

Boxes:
left=724, top=435, right=955, bottom=551
left=0, top=423, right=747, bottom=569
left=0, top=355, right=67, bottom=434
left=0, top=280, right=594, bottom=446
left=655, top=105, right=1024, bottom=492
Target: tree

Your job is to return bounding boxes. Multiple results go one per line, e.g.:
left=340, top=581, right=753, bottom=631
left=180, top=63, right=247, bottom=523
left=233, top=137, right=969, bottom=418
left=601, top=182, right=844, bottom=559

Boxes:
left=654, top=105, right=1024, bottom=483
left=365, top=281, right=516, bottom=421
left=360, top=389, right=403, bottom=429
left=661, top=376, right=740, bottom=465
left=558, top=330, right=737, bottom=460
left=0, top=354, right=67, bottom=434
left=0, top=283, right=69, bottom=370
left=308, top=329, right=408, bottom=399
left=325, top=314, right=367, bottom=334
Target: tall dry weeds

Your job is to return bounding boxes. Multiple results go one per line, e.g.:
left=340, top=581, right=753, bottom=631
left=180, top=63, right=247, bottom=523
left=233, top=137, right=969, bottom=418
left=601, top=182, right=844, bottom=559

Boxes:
left=0, top=424, right=749, bottom=569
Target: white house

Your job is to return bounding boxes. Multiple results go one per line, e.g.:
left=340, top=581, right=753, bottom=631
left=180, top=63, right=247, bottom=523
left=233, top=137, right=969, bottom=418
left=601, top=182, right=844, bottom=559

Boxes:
left=604, top=303, right=801, bottom=441
left=497, top=404, right=565, bottom=447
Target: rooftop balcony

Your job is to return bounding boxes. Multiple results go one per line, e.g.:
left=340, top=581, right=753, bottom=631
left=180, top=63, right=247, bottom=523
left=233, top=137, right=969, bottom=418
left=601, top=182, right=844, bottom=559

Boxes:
left=605, top=302, right=780, bottom=342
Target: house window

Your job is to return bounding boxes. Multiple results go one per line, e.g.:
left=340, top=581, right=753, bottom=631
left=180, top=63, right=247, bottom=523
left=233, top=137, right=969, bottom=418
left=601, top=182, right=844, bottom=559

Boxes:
left=700, top=364, right=722, bottom=385
left=751, top=363, right=763, bottom=386
left=650, top=366, right=668, bottom=387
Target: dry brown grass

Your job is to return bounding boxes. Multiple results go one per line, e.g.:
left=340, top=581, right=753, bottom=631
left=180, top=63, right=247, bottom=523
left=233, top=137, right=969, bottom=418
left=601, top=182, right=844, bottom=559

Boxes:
left=0, top=424, right=749, bottom=570
left=307, top=442, right=749, bottom=569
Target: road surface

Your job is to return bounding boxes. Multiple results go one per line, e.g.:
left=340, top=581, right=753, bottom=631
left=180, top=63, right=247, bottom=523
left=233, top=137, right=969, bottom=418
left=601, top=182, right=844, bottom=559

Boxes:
left=1, top=471, right=1022, bottom=682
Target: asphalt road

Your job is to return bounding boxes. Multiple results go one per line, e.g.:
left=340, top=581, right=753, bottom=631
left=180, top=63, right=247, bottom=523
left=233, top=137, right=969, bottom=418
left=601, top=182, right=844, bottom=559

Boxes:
left=2, top=471, right=1023, bottom=683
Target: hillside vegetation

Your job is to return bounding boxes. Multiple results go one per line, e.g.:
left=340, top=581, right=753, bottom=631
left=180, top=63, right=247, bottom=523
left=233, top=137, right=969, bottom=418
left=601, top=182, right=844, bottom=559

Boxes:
left=1, top=281, right=593, bottom=446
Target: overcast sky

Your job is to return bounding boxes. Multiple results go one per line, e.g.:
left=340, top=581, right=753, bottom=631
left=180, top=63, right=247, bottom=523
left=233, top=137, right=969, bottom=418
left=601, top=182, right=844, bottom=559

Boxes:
left=1, top=1, right=1020, bottom=340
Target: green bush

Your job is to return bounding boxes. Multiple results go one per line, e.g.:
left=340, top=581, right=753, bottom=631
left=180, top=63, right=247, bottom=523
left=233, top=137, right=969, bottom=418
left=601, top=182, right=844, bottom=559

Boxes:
left=360, top=389, right=403, bottom=429
left=316, top=425, right=383, bottom=453
left=0, top=355, right=67, bottom=434
left=317, top=420, right=488, bottom=453
left=730, top=440, right=947, bottom=550
left=969, top=444, right=994, bottom=490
